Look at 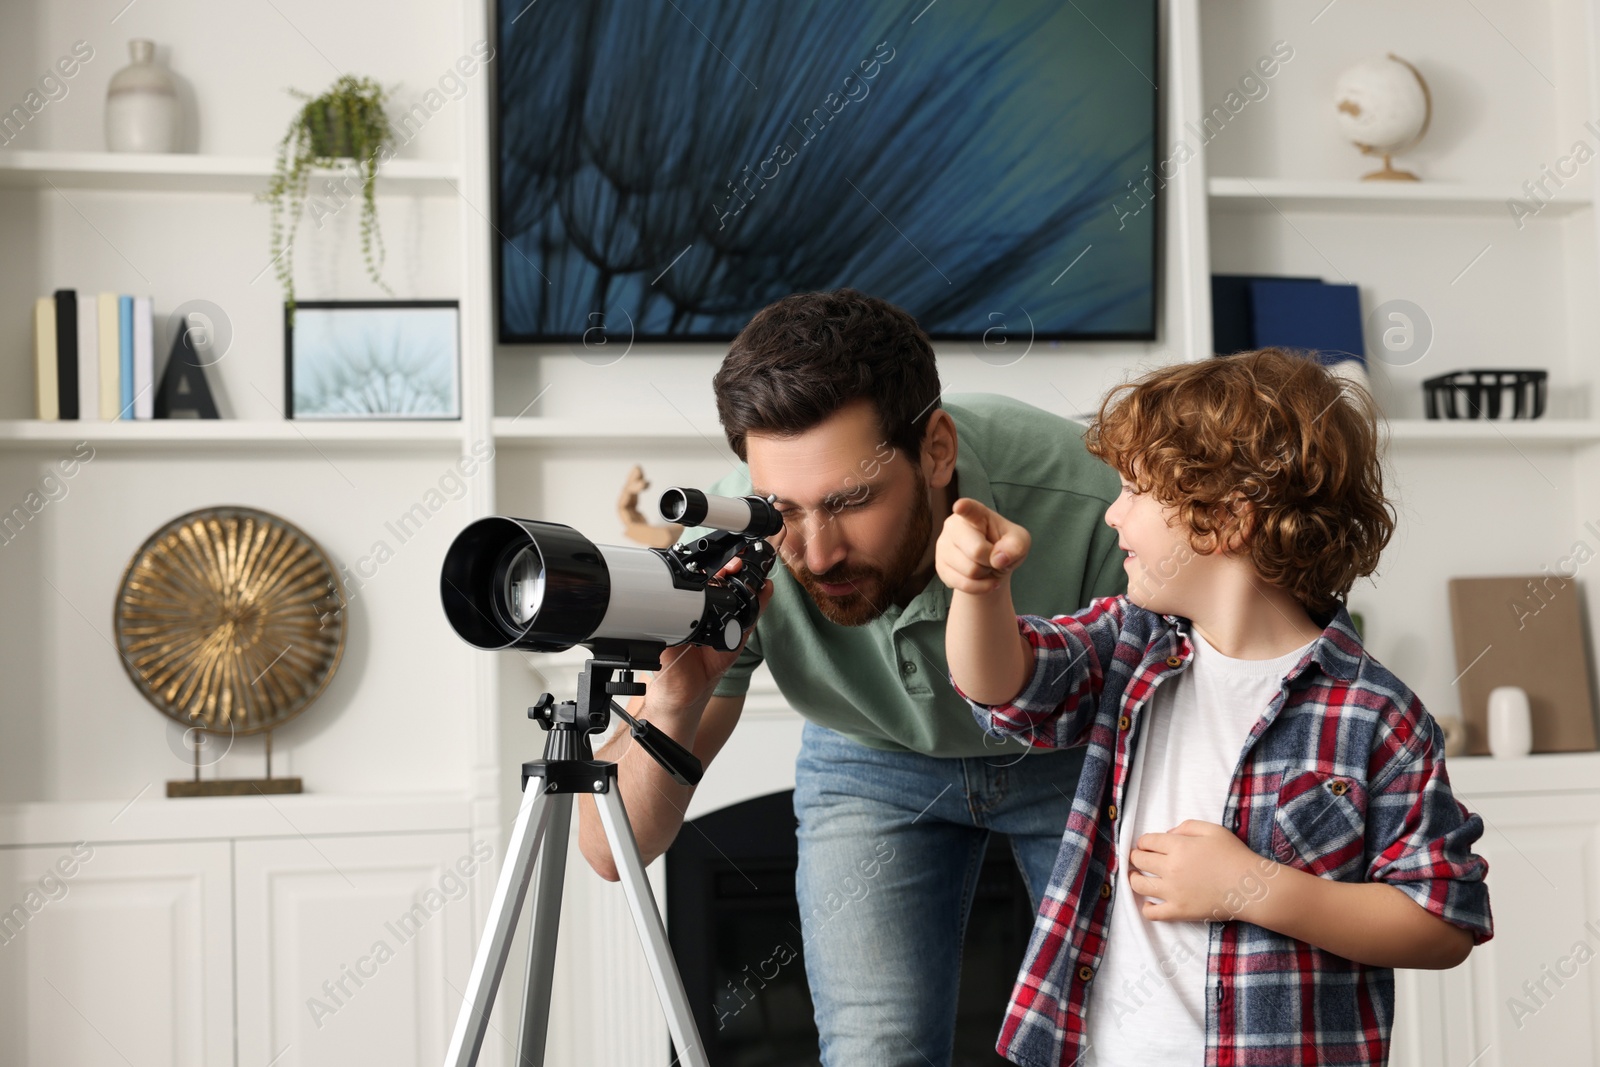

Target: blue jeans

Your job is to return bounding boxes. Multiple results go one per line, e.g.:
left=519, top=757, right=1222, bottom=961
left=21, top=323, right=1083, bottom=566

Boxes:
left=792, top=720, right=1086, bottom=1067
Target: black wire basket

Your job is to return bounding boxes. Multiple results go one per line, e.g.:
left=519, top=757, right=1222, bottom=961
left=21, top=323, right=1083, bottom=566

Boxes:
left=1422, top=369, right=1547, bottom=420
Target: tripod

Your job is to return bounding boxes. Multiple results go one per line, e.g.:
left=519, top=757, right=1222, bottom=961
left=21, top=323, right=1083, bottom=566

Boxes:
left=444, top=652, right=710, bottom=1067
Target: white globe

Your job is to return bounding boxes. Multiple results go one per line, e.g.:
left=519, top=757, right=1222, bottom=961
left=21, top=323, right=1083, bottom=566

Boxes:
left=1334, top=55, right=1429, bottom=153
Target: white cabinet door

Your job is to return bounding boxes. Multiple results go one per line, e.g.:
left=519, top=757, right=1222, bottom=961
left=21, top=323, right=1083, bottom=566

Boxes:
left=0, top=840, right=233, bottom=1067
left=1389, top=966, right=1449, bottom=1067
left=235, top=831, right=482, bottom=1067
left=1363, top=785, right=1600, bottom=1067
left=1432, top=790, right=1600, bottom=1066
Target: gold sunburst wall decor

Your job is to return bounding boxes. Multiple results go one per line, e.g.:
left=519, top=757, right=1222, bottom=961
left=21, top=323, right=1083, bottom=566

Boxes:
left=114, top=506, right=346, bottom=795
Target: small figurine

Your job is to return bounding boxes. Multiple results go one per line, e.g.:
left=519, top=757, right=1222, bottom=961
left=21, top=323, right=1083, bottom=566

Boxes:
left=617, top=465, right=683, bottom=548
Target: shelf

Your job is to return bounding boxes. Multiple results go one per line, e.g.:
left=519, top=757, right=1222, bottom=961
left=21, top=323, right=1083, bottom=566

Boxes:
left=0, top=419, right=465, bottom=450
left=0, top=791, right=473, bottom=847
left=1383, top=419, right=1600, bottom=446
left=490, top=417, right=1600, bottom=449
left=496, top=416, right=1600, bottom=448
left=1446, top=751, right=1600, bottom=799
left=1208, top=177, right=1590, bottom=218
left=492, top=416, right=724, bottom=447
left=0, top=150, right=462, bottom=194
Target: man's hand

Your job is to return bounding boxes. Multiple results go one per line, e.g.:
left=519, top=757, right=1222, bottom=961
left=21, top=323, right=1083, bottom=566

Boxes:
left=936, top=498, right=1033, bottom=595
left=1128, top=820, right=1271, bottom=923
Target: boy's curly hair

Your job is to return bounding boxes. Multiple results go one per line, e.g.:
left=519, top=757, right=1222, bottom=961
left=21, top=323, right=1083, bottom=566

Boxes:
left=1084, top=348, right=1396, bottom=616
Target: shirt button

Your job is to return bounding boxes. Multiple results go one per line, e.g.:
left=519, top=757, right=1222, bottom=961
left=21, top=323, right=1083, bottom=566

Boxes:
left=1117, top=715, right=1130, bottom=730
left=1099, top=882, right=1112, bottom=899
left=1165, top=655, right=1182, bottom=668
left=901, top=660, right=917, bottom=675
left=1329, top=779, right=1349, bottom=796
left=1107, top=804, right=1118, bottom=820
left=1077, top=964, right=1094, bottom=982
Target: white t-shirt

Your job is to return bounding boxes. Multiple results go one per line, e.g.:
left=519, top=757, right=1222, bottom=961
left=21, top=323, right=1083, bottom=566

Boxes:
left=1084, top=625, right=1315, bottom=1066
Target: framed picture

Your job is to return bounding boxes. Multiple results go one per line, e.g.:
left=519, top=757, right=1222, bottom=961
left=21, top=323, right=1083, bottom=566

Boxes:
left=494, top=0, right=1157, bottom=343
left=286, top=300, right=460, bottom=419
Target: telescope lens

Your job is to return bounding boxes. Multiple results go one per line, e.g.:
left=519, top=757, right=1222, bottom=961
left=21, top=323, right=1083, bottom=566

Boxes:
left=503, top=546, right=545, bottom=625
left=443, top=516, right=610, bottom=652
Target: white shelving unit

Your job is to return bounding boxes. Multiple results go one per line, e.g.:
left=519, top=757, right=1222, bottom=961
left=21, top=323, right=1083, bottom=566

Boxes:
left=0, top=417, right=466, bottom=448
left=0, top=2, right=498, bottom=1064
left=0, top=2, right=491, bottom=788
left=0, top=148, right=462, bottom=193
left=1199, top=4, right=1600, bottom=1066
left=1208, top=175, right=1594, bottom=216
left=1384, top=418, right=1600, bottom=445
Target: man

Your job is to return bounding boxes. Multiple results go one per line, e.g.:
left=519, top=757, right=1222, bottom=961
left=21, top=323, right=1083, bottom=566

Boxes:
left=577, top=288, right=1126, bottom=1066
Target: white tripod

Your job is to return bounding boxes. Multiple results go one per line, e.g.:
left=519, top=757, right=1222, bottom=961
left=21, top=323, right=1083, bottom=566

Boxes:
left=443, top=656, right=710, bottom=1067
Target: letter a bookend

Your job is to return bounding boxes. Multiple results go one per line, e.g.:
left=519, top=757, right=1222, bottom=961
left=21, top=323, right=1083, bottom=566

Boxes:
left=154, top=319, right=219, bottom=419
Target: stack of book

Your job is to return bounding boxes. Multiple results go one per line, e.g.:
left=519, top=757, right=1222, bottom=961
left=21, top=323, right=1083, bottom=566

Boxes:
left=33, top=290, right=156, bottom=420
left=1211, top=274, right=1365, bottom=363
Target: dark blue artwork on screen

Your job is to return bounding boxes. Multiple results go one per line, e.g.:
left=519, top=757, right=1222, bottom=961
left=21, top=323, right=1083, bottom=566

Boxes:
left=495, top=0, right=1157, bottom=342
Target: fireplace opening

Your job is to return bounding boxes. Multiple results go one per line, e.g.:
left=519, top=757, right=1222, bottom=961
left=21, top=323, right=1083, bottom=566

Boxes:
left=666, top=790, right=1037, bottom=1066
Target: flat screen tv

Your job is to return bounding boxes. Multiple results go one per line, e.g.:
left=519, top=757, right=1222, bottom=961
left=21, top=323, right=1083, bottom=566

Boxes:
left=495, top=0, right=1158, bottom=343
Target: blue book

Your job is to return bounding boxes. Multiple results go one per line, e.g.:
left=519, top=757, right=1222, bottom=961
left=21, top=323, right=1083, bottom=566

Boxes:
left=1247, top=278, right=1365, bottom=366
left=119, top=295, right=134, bottom=418
left=1210, top=274, right=1319, bottom=356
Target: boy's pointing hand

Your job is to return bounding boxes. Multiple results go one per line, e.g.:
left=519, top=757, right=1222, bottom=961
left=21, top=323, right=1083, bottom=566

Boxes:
left=937, top=498, right=1032, bottom=595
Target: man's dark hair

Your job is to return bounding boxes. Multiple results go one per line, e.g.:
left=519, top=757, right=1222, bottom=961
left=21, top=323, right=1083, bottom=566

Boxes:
left=714, top=289, right=942, bottom=462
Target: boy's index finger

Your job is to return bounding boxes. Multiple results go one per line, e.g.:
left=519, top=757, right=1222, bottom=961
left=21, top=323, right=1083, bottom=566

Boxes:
left=951, top=499, right=1001, bottom=547
left=950, top=497, right=992, bottom=528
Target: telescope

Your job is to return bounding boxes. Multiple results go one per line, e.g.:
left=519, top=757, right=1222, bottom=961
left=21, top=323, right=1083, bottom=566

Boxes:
left=439, top=486, right=781, bottom=662
left=437, top=487, right=782, bottom=1067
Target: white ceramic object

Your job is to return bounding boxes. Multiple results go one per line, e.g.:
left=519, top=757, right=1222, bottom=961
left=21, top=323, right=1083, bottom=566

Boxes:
left=105, top=40, right=178, bottom=153
left=1487, top=686, right=1533, bottom=758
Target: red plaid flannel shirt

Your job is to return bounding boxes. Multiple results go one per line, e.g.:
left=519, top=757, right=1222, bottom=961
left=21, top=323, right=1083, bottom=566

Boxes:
left=956, top=595, right=1493, bottom=1067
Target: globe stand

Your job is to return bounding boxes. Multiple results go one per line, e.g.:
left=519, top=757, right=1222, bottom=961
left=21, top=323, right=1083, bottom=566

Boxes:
left=1361, top=150, right=1420, bottom=182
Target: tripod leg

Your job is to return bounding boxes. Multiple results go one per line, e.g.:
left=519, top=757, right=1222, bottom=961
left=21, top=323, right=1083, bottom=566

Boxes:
left=595, top=787, right=711, bottom=1067
left=445, top=775, right=554, bottom=1067
left=514, top=792, right=571, bottom=1066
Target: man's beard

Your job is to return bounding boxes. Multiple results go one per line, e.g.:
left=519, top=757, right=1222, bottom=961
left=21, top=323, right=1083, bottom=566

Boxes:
left=787, top=473, right=933, bottom=627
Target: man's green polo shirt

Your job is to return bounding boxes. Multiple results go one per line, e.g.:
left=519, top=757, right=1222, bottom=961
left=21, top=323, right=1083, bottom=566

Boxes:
left=692, top=393, right=1128, bottom=758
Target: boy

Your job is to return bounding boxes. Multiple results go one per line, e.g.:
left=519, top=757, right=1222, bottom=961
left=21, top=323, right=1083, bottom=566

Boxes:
left=937, top=349, right=1492, bottom=1067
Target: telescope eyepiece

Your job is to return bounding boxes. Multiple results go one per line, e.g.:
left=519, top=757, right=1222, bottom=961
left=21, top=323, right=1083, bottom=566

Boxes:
left=659, top=487, right=782, bottom=539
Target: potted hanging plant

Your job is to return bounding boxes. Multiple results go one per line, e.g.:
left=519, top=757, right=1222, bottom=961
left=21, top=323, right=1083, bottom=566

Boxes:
left=262, top=74, right=394, bottom=315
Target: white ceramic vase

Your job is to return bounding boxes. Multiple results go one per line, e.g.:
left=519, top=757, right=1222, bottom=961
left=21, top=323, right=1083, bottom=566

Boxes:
left=1487, top=686, right=1533, bottom=758
left=105, top=40, right=179, bottom=153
